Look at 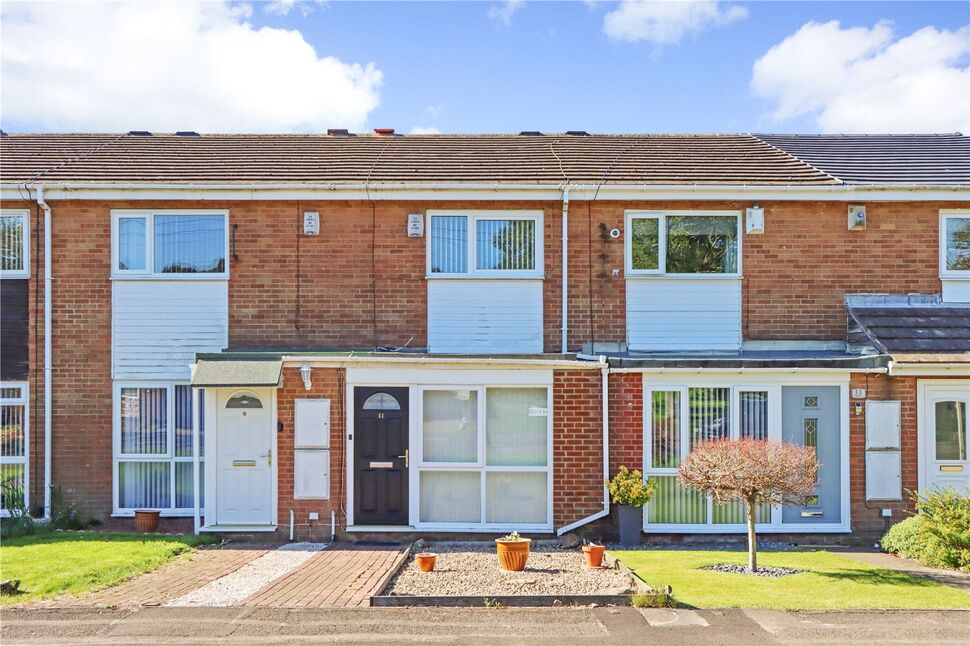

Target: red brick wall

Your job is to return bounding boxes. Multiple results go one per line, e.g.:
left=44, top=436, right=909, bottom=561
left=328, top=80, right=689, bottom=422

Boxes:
left=552, top=369, right=605, bottom=527
left=275, top=366, right=345, bottom=541
left=609, top=372, right=643, bottom=475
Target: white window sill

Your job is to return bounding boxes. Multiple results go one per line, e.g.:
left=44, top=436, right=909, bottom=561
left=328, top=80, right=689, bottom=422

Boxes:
left=111, top=274, right=229, bottom=281
left=426, top=275, right=544, bottom=281
left=626, top=274, right=743, bottom=280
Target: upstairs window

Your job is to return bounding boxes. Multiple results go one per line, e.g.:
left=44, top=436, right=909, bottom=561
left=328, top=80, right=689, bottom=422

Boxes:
left=428, top=211, right=542, bottom=278
left=626, top=211, right=740, bottom=276
left=941, top=211, right=970, bottom=276
left=112, top=210, right=228, bottom=277
left=0, top=210, right=29, bottom=278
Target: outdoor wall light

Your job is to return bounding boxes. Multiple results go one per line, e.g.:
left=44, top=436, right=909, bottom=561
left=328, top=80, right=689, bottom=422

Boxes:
left=300, top=363, right=313, bottom=391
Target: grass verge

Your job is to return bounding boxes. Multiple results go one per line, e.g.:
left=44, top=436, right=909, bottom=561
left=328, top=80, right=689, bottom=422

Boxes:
left=0, top=531, right=217, bottom=605
left=611, top=549, right=970, bottom=610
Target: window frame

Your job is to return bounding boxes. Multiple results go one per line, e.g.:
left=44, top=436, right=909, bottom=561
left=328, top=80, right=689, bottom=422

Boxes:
left=940, top=209, right=970, bottom=278
left=414, top=384, right=553, bottom=531
left=0, top=381, right=29, bottom=517
left=0, top=209, right=30, bottom=279
left=426, top=210, right=544, bottom=279
left=112, top=381, right=203, bottom=516
left=625, top=210, right=742, bottom=278
left=110, top=209, right=230, bottom=279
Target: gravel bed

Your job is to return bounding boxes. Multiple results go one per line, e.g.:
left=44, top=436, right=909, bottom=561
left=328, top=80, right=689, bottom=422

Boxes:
left=384, top=542, right=634, bottom=597
left=167, top=542, right=326, bottom=607
left=699, top=563, right=803, bottom=577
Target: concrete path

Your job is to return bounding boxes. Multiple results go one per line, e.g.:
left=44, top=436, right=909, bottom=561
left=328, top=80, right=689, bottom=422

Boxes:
left=837, top=550, right=970, bottom=593
left=1, top=606, right=968, bottom=645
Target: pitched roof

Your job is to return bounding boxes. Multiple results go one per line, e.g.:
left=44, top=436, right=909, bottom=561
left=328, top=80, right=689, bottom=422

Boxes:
left=846, top=295, right=970, bottom=360
left=754, top=133, right=970, bottom=185
left=0, top=132, right=836, bottom=186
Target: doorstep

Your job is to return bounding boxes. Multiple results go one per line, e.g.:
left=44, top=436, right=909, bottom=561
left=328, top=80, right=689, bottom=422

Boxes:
left=201, top=524, right=278, bottom=533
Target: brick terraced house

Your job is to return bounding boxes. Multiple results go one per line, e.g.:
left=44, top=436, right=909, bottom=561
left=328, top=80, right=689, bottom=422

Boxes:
left=0, top=130, right=967, bottom=541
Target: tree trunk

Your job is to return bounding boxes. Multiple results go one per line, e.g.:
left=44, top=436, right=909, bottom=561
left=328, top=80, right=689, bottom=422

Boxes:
left=746, top=495, right=758, bottom=573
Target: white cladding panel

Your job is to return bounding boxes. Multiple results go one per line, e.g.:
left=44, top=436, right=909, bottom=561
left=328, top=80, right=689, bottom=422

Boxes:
left=865, top=401, right=901, bottom=449
left=428, top=280, right=543, bottom=354
left=941, top=280, right=970, bottom=303
left=112, top=280, right=229, bottom=380
left=626, top=277, right=742, bottom=351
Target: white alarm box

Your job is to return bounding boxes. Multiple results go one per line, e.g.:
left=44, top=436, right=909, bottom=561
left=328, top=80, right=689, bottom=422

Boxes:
left=303, top=211, right=320, bottom=235
left=407, top=213, right=424, bottom=237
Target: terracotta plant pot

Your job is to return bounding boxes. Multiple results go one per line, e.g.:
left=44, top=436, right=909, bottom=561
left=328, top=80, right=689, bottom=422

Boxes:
left=495, top=538, right=531, bottom=571
left=134, top=509, right=160, bottom=533
left=416, top=553, right=437, bottom=572
left=582, top=544, right=606, bottom=568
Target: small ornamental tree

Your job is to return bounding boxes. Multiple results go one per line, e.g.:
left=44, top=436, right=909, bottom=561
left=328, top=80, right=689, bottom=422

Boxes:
left=678, top=438, right=819, bottom=572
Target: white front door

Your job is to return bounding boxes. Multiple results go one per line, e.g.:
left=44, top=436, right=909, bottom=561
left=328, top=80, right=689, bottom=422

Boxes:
left=920, top=382, right=970, bottom=492
left=216, top=390, right=274, bottom=525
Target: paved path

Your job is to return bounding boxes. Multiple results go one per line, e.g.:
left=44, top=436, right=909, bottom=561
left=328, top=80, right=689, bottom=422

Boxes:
left=1, top=606, right=968, bottom=644
left=837, top=550, right=970, bottom=593
left=243, top=544, right=408, bottom=608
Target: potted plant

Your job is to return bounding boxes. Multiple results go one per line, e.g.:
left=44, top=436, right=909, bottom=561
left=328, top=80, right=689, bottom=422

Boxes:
left=415, top=553, right=437, bottom=572
left=134, top=509, right=161, bottom=532
left=581, top=542, right=606, bottom=568
left=607, top=466, right=656, bottom=547
left=495, top=531, right=531, bottom=571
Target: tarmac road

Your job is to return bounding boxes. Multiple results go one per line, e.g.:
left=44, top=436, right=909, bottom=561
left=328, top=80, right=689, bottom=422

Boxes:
left=1, top=605, right=968, bottom=645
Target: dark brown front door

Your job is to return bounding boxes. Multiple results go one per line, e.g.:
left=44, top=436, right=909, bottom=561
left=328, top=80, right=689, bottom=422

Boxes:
left=354, top=387, right=409, bottom=526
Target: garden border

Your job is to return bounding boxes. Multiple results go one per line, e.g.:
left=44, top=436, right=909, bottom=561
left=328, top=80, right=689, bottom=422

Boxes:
left=369, top=548, right=662, bottom=607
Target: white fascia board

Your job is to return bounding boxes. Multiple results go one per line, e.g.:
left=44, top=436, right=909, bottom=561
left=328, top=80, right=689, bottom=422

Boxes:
left=613, top=367, right=884, bottom=379
left=889, top=363, right=970, bottom=376
left=4, top=182, right=969, bottom=202
left=281, top=355, right=597, bottom=370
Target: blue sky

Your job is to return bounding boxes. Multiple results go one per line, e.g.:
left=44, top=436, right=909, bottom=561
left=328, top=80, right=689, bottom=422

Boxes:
left=2, top=1, right=968, bottom=134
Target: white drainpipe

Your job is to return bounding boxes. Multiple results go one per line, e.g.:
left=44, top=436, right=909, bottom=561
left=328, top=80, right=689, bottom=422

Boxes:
left=557, top=355, right=610, bottom=536
left=560, top=187, right=570, bottom=354
left=35, top=186, right=53, bottom=519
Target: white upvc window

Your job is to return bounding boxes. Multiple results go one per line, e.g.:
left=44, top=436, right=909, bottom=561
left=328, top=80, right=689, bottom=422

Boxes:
left=112, top=382, right=204, bottom=516
left=427, top=210, right=543, bottom=279
left=940, top=209, right=970, bottom=278
left=111, top=210, right=229, bottom=279
left=0, top=383, right=29, bottom=516
left=625, top=210, right=742, bottom=277
left=416, top=385, right=552, bottom=530
left=0, top=210, right=30, bottom=279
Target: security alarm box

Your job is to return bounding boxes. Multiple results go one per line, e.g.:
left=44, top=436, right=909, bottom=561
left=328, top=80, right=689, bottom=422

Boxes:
left=848, top=205, right=866, bottom=231
left=408, top=213, right=424, bottom=237
left=303, top=211, right=320, bottom=235
left=746, top=207, right=765, bottom=234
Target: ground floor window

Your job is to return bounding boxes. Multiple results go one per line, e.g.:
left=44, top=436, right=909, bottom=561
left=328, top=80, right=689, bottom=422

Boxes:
left=0, top=383, right=28, bottom=515
left=113, top=383, right=204, bottom=515
left=644, top=381, right=844, bottom=531
left=417, top=386, right=552, bottom=529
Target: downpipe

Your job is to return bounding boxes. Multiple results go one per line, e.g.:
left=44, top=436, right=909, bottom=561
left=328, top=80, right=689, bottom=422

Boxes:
left=35, top=186, right=53, bottom=519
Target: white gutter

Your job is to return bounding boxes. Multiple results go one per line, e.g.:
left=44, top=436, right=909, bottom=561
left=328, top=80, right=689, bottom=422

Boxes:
left=5, top=182, right=967, bottom=203
left=610, top=366, right=890, bottom=374
left=561, top=187, right=570, bottom=354
left=280, top=355, right=594, bottom=369
left=889, top=362, right=970, bottom=376
left=557, top=355, right=610, bottom=536
left=35, top=187, right=52, bottom=519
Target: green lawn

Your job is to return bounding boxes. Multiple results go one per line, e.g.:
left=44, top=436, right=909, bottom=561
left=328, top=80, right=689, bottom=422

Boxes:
left=612, top=549, right=970, bottom=610
left=0, top=531, right=216, bottom=605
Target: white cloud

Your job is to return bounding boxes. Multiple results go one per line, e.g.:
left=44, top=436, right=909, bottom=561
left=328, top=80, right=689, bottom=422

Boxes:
left=263, top=0, right=327, bottom=17
left=409, top=126, right=442, bottom=135
left=488, top=0, right=524, bottom=27
left=0, top=1, right=382, bottom=133
left=752, top=20, right=970, bottom=133
left=603, top=1, right=747, bottom=45
left=425, top=104, right=445, bottom=119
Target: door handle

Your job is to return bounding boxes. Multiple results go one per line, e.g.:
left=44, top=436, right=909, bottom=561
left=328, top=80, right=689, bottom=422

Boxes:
left=259, top=450, right=272, bottom=466
left=397, top=450, right=409, bottom=468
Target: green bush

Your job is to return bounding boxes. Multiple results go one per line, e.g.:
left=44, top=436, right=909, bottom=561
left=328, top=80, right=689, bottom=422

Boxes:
left=607, top=466, right=656, bottom=508
left=881, top=488, right=970, bottom=572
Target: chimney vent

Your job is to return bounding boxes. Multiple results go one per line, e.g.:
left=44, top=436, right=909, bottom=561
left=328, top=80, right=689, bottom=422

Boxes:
left=373, top=128, right=395, bottom=136
left=128, top=130, right=152, bottom=136
left=327, top=128, right=350, bottom=136
left=519, top=131, right=543, bottom=136
left=565, top=130, right=590, bottom=136
left=175, top=131, right=200, bottom=137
